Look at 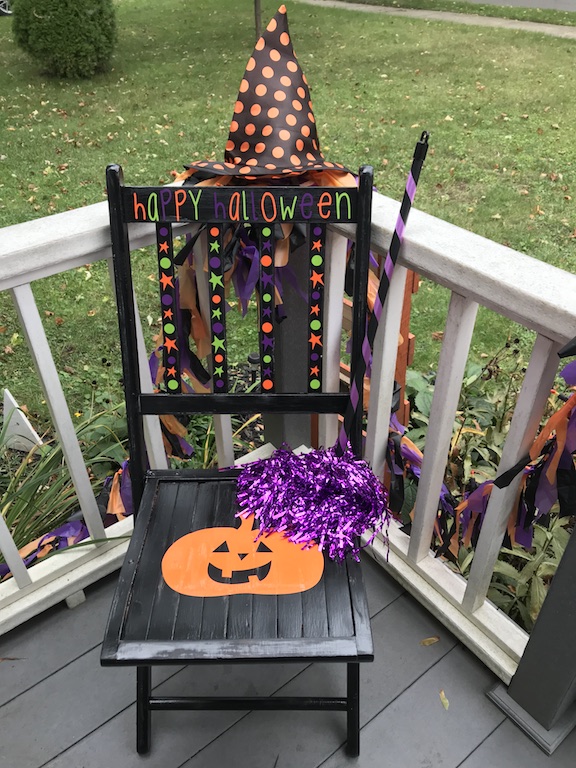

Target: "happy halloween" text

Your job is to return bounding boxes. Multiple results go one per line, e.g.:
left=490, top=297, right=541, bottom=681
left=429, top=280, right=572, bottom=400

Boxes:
left=127, top=186, right=355, bottom=223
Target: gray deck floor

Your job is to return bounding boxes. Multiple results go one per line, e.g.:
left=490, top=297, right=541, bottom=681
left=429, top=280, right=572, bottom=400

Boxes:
left=2, top=555, right=575, bottom=768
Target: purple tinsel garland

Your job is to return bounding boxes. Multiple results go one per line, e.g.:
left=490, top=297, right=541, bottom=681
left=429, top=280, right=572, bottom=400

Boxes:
left=236, top=444, right=389, bottom=562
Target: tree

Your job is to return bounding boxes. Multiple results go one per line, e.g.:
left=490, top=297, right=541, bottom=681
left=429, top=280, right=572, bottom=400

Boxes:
left=13, top=0, right=117, bottom=78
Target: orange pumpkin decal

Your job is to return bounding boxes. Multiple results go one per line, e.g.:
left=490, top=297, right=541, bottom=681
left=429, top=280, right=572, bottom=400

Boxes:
left=161, top=514, right=324, bottom=597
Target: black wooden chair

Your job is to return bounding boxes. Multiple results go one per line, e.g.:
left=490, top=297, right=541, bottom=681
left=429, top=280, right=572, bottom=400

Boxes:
left=101, top=163, right=375, bottom=756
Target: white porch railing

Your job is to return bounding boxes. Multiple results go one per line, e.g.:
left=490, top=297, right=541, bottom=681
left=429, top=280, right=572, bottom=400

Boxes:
left=1, top=194, right=576, bottom=683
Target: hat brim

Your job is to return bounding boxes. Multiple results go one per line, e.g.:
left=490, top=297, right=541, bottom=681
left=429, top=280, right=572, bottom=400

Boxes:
left=184, top=158, right=351, bottom=181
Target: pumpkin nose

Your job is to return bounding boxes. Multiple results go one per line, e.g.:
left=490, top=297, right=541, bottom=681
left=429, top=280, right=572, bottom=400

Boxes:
left=238, top=553, right=248, bottom=560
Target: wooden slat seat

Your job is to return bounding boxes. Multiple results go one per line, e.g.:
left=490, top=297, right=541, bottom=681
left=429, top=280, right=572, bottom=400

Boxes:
left=102, top=471, right=373, bottom=666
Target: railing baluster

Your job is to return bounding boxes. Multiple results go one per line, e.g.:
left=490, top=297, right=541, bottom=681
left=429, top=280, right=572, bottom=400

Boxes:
left=365, top=264, right=408, bottom=476
left=408, top=291, right=478, bottom=564
left=10, top=283, right=107, bottom=542
left=463, top=334, right=560, bottom=612
left=107, top=259, right=168, bottom=471
left=318, top=230, right=347, bottom=448
left=0, top=513, right=32, bottom=588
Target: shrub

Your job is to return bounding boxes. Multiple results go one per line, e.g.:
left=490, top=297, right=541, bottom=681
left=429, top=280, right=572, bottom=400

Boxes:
left=13, top=0, right=117, bottom=78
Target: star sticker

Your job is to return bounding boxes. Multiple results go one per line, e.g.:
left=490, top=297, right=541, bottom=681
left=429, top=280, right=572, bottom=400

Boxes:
left=212, top=337, right=226, bottom=352
left=209, top=272, right=224, bottom=290
left=164, top=337, right=178, bottom=352
left=159, top=241, right=169, bottom=254
left=310, top=304, right=320, bottom=316
left=262, top=240, right=272, bottom=252
left=167, top=366, right=177, bottom=377
left=159, top=272, right=174, bottom=290
left=310, top=366, right=320, bottom=377
left=310, top=271, right=324, bottom=288
left=214, top=365, right=224, bottom=377
left=163, top=308, right=174, bottom=320
left=312, top=239, right=322, bottom=252
left=209, top=240, right=220, bottom=253
left=211, top=307, right=222, bottom=319
left=262, top=336, right=274, bottom=350
left=262, top=367, right=272, bottom=378
left=262, top=307, right=272, bottom=318
left=261, top=272, right=274, bottom=287
left=309, top=333, right=322, bottom=349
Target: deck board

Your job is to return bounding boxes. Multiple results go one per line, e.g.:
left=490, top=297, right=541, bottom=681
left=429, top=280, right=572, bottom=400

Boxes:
left=1, top=555, right=573, bottom=768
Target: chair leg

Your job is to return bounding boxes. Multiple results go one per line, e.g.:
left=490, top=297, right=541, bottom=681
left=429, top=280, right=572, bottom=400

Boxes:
left=136, top=666, right=152, bottom=754
left=346, top=662, right=360, bottom=757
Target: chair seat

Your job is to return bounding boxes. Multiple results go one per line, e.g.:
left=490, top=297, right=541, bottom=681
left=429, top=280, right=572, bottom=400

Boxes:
left=102, top=469, right=374, bottom=666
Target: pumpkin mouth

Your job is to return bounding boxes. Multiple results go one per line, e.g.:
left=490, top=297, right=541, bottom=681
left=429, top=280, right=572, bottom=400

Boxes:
left=207, top=561, right=272, bottom=584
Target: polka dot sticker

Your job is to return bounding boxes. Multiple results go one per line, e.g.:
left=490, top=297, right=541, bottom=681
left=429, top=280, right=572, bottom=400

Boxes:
left=156, top=223, right=180, bottom=393
left=308, top=224, right=326, bottom=393
left=184, top=5, right=348, bottom=178
left=207, top=224, right=227, bottom=393
left=258, top=226, right=275, bottom=393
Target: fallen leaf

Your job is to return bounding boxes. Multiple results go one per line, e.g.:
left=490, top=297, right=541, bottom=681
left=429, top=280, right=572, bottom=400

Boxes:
left=439, top=689, right=450, bottom=710
left=431, top=331, right=444, bottom=341
left=420, top=636, right=440, bottom=647
left=55, top=317, right=64, bottom=326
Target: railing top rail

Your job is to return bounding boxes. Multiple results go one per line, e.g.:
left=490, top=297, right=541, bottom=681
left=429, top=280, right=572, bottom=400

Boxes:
left=333, top=194, right=576, bottom=344
left=2, top=192, right=576, bottom=343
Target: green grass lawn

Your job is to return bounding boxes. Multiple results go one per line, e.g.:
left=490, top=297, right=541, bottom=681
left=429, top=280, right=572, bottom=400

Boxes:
left=342, top=0, right=576, bottom=27
left=0, top=0, right=574, bottom=425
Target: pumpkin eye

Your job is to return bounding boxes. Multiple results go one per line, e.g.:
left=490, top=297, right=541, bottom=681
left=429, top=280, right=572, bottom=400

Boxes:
left=214, top=541, right=229, bottom=553
left=257, top=542, right=272, bottom=553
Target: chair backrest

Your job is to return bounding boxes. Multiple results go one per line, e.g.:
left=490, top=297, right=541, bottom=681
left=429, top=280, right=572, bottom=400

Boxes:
left=106, top=164, right=374, bottom=508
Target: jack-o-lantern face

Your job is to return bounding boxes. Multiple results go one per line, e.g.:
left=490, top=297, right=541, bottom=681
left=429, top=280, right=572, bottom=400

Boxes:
left=161, top=515, right=324, bottom=597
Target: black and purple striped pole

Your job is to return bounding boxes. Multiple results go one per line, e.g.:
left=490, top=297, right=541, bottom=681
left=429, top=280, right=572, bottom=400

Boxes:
left=336, top=131, right=430, bottom=456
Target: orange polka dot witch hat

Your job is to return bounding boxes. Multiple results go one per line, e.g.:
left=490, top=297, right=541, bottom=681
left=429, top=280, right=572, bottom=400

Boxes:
left=185, top=5, right=349, bottom=180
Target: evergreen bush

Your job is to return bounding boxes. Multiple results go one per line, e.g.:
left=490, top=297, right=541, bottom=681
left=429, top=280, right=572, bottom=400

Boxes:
left=13, top=0, right=117, bottom=78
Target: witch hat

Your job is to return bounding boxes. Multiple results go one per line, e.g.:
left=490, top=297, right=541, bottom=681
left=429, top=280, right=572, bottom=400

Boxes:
left=184, top=5, right=348, bottom=180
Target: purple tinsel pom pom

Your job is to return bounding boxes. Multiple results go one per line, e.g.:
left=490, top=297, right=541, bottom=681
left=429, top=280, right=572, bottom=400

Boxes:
left=236, top=445, right=390, bottom=562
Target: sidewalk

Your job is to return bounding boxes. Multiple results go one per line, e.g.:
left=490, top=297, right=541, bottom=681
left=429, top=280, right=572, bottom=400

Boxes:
left=296, top=0, right=576, bottom=39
